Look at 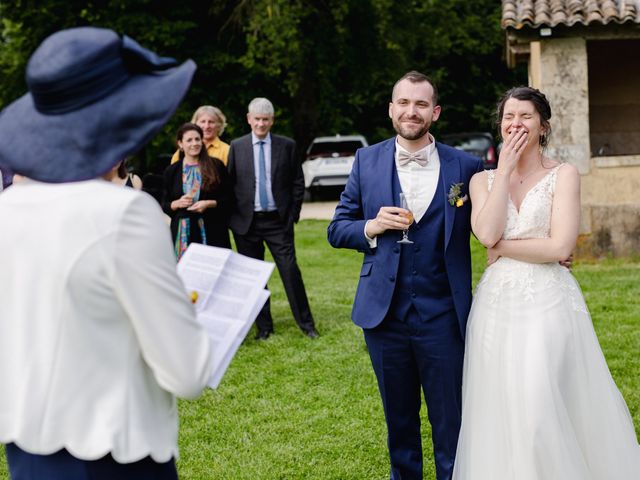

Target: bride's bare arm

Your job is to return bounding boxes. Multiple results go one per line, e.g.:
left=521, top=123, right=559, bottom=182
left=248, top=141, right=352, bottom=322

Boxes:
left=471, top=128, right=528, bottom=248
left=470, top=170, right=509, bottom=248
left=490, top=163, right=580, bottom=263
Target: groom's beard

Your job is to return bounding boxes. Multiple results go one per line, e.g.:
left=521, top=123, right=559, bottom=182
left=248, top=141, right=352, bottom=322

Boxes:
left=393, top=114, right=431, bottom=141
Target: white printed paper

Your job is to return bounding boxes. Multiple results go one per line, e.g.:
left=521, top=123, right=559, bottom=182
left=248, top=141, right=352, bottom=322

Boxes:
left=177, top=243, right=274, bottom=388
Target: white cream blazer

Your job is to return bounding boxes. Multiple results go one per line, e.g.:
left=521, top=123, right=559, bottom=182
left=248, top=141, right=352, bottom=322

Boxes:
left=0, top=179, right=213, bottom=463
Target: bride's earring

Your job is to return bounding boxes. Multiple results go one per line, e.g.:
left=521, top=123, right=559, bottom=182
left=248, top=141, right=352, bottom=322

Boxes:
left=540, top=126, right=549, bottom=145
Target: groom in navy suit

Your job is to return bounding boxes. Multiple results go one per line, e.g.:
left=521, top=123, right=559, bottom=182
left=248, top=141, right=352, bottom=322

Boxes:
left=328, top=71, right=482, bottom=480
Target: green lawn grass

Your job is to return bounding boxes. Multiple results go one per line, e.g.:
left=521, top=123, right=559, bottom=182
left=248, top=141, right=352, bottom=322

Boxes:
left=1, top=220, right=639, bottom=479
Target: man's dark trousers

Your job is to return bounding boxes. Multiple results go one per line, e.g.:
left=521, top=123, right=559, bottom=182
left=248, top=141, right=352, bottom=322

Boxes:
left=233, top=211, right=314, bottom=333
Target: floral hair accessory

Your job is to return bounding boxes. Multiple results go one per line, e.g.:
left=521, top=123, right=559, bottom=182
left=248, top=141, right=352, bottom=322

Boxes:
left=448, top=182, right=468, bottom=207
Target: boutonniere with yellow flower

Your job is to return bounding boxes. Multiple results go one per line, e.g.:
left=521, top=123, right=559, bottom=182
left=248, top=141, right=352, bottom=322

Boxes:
left=448, top=182, right=468, bottom=207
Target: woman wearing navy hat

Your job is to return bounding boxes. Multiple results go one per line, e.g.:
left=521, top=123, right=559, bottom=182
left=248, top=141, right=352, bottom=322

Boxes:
left=0, top=27, right=213, bottom=479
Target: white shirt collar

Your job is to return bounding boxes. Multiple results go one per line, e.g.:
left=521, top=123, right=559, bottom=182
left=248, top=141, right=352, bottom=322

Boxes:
left=252, top=133, right=271, bottom=145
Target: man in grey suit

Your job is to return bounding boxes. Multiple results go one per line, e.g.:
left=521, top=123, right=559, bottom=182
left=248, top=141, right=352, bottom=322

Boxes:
left=228, top=97, right=318, bottom=340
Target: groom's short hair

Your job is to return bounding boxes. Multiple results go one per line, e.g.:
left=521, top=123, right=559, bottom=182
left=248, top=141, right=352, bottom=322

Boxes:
left=392, top=70, right=439, bottom=105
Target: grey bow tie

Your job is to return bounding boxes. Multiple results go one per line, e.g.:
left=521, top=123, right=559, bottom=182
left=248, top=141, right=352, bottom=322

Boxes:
left=398, top=149, right=428, bottom=167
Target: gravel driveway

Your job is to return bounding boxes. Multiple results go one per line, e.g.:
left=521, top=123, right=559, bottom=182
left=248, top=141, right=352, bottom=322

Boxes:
left=299, top=201, right=338, bottom=220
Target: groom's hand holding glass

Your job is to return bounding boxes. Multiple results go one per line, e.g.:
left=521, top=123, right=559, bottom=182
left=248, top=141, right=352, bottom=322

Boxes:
left=365, top=196, right=414, bottom=241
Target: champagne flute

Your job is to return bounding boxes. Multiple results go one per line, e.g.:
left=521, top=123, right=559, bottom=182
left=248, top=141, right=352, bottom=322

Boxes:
left=397, top=192, right=414, bottom=244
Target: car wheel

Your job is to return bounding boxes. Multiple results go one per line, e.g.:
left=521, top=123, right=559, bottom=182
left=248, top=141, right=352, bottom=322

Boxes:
left=304, top=188, right=314, bottom=202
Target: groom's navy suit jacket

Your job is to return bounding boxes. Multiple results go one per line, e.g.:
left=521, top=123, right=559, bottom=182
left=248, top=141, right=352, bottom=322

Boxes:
left=328, top=138, right=482, bottom=338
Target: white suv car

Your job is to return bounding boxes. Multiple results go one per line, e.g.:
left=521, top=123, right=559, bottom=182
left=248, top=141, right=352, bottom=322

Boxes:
left=302, top=134, right=368, bottom=198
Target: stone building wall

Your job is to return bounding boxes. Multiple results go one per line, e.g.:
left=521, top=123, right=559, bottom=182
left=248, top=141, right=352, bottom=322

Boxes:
left=528, top=37, right=640, bottom=257
left=533, top=38, right=591, bottom=174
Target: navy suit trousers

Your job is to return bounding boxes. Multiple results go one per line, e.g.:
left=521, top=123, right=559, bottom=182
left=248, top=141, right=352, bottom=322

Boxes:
left=363, top=306, right=464, bottom=480
left=233, top=211, right=315, bottom=334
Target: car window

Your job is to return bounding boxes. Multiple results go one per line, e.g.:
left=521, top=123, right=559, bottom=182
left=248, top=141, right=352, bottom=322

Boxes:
left=308, top=141, right=364, bottom=158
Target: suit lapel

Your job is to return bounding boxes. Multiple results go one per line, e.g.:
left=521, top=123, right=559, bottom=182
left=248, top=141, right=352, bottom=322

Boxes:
left=437, top=142, right=461, bottom=250
left=269, top=134, right=280, bottom=182
left=241, top=135, right=256, bottom=181
left=374, top=139, right=396, bottom=210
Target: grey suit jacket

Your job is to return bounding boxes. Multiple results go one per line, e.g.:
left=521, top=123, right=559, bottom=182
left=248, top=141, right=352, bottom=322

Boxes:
left=227, top=133, right=305, bottom=235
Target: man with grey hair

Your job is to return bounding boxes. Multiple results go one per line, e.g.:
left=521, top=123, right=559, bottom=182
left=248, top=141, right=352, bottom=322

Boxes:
left=227, top=97, right=318, bottom=340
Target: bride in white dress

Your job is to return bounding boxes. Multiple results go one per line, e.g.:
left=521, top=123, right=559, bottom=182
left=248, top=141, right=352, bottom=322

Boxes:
left=452, top=87, right=640, bottom=479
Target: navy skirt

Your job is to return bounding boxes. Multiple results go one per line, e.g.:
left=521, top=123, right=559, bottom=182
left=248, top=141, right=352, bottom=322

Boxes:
left=5, top=443, right=178, bottom=480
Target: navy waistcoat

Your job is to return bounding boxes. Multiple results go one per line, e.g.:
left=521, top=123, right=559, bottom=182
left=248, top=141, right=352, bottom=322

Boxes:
left=388, top=166, right=454, bottom=321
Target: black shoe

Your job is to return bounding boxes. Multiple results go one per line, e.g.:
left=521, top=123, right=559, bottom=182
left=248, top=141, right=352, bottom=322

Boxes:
left=303, top=327, right=319, bottom=339
left=255, top=329, right=273, bottom=340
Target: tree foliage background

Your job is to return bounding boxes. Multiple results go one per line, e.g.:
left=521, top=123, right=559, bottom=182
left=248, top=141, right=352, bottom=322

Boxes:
left=0, top=0, right=525, bottom=173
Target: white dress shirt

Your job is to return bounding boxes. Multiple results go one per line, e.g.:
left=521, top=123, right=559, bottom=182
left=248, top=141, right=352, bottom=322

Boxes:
left=365, top=135, right=440, bottom=247
left=394, top=135, right=440, bottom=222
left=0, top=179, right=213, bottom=463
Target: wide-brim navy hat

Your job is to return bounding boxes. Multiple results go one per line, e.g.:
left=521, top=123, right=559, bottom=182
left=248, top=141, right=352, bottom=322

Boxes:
left=0, top=27, right=196, bottom=183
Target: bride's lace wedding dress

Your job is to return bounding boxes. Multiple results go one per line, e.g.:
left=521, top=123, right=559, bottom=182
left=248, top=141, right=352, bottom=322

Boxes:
left=453, top=165, right=640, bottom=479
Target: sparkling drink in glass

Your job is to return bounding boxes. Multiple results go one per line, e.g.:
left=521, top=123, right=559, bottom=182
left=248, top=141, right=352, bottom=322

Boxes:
left=397, top=192, right=414, bottom=244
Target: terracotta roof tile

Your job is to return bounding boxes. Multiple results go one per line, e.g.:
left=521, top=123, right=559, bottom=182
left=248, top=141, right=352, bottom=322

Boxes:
left=502, top=0, right=640, bottom=29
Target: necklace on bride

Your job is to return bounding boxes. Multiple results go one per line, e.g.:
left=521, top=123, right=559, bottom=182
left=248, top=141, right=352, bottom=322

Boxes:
left=517, top=155, right=545, bottom=184
left=518, top=169, right=538, bottom=184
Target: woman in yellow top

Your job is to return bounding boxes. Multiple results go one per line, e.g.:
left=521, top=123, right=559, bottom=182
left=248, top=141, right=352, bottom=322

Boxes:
left=170, top=105, right=229, bottom=165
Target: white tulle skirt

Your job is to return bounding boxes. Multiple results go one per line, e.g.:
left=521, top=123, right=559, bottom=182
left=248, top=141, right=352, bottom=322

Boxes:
left=453, top=258, right=640, bottom=479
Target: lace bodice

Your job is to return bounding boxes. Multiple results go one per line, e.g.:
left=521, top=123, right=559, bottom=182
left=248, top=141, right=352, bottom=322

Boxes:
left=487, top=164, right=563, bottom=240
left=480, top=164, right=585, bottom=311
